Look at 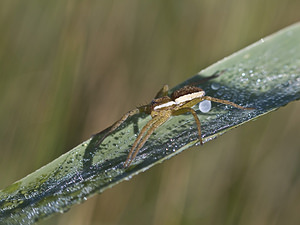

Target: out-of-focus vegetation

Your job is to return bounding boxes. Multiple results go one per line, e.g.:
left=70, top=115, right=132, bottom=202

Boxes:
left=1, top=1, right=300, bottom=224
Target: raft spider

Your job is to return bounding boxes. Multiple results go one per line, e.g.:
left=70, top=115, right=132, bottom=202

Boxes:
left=96, top=72, right=254, bottom=167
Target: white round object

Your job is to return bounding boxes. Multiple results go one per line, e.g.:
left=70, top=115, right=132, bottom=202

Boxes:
left=199, top=100, right=211, bottom=113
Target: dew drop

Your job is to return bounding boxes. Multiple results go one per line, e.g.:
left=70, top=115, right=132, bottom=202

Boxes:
left=199, top=100, right=211, bottom=113
left=211, top=83, right=220, bottom=90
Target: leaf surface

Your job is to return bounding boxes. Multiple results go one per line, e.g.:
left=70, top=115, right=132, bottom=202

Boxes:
left=1, top=23, right=300, bottom=224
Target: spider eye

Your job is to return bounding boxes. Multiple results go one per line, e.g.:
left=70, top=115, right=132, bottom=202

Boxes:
left=199, top=100, right=211, bottom=113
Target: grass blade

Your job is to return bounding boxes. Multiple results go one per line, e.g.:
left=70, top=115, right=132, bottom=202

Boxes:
left=1, top=22, right=300, bottom=224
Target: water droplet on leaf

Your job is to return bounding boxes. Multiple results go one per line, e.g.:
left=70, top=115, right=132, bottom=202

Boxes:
left=199, top=100, right=211, bottom=113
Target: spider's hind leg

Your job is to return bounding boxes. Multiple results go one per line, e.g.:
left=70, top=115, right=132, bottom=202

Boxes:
left=202, top=96, right=254, bottom=110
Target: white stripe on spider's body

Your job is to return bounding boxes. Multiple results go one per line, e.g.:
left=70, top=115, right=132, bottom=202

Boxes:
left=174, top=91, right=205, bottom=105
left=154, top=90, right=205, bottom=111
left=153, top=101, right=176, bottom=110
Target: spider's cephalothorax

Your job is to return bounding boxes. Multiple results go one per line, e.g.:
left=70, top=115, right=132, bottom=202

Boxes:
left=97, top=76, right=253, bottom=168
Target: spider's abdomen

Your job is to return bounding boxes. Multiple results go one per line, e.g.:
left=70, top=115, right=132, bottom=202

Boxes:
left=171, top=86, right=204, bottom=100
left=171, top=86, right=205, bottom=105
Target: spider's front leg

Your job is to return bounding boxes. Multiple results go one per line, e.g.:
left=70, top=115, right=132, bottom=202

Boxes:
left=95, top=105, right=149, bottom=146
left=123, top=116, right=159, bottom=167
left=124, top=112, right=171, bottom=168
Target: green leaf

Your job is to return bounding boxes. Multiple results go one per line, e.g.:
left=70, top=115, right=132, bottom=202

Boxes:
left=1, top=22, right=300, bottom=224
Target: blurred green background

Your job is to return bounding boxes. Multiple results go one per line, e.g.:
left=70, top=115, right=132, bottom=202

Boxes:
left=1, top=0, right=300, bottom=224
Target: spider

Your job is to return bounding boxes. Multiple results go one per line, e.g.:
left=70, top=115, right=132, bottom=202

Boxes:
left=96, top=72, right=254, bottom=168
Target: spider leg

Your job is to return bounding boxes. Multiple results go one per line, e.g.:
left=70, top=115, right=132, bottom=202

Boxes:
left=95, top=108, right=141, bottom=146
left=124, top=116, right=169, bottom=167
left=202, top=96, right=254, bottom=110
left=173, top=108, right=203, bottom=145
left=155, top=84, right=169, bottom=98
left=124, top=116, right=160, bottom=167
left=179, top=95, right=254, bottom=111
